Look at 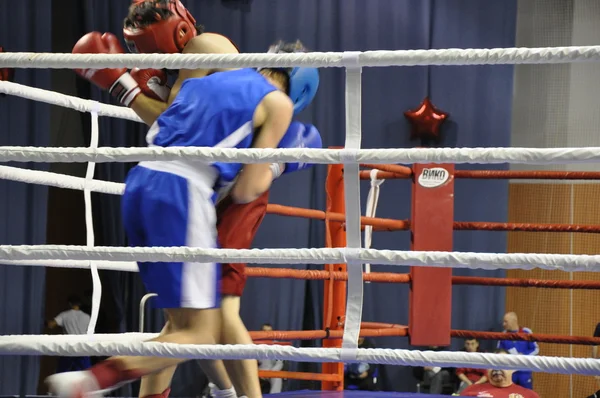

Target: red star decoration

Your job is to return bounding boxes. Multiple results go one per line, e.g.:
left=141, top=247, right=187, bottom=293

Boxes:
left=404, top=97, right=449, bottom=142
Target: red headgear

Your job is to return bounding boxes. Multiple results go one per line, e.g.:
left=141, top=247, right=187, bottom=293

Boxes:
left=123, top=0, right=197, bottom=54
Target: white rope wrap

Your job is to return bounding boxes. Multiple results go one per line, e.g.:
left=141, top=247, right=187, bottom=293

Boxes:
left=0, top=334, right=599, bottom=376
left=2, top=245, right=600, bottom=272
left=0, top=165, right=125, bottom=195
left=3, top=46, right=600, bottom=69
left=85, top=103, right=101, bottom=335
left=3, top=46, right=600, bottom=377
left=4, top=167, right=600, bottom=276
left=3, top=146, right=600, bottom=165
left=4, top=81, right=600, bottom=167
left=0, top=259, right=137, bottom=272
left=0, top=81, right=141, bottom=122
left=364, top=169, right=384, bottom=275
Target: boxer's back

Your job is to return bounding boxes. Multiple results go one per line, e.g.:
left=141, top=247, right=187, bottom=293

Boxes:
left=168, top=33, right=240, bottom=103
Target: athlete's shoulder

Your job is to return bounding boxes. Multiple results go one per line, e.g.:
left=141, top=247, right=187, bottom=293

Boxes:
left=521, top=327, right=533, bottom=334
left=263, top=89, right=294, bottom=109
left=261, top=90, right=294, bottom=122
left=183, top=33, right=239, bottom=55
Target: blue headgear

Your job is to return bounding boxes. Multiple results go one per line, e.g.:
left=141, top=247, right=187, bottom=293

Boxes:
left=266, top=41, right=320, bottom=115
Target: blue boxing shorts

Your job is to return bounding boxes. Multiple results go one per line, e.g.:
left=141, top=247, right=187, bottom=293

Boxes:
left=122, top=160, right=221, bottom=309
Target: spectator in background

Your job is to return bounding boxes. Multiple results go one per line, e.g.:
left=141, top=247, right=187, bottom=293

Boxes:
left=47, top=295, right=91, bottom=372
left=459, top=349, right=540, bottom=397
left=413, top=346, right=453, bottom=394
left=455, top=338, right=487, bottom=393
left=258, top=323, right=284, bottom=394
left=497, top=312, right=538, bottom=389
left=344, top=337, right=378, bottom=391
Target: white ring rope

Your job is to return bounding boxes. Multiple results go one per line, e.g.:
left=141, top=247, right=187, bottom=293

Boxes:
left=3, top=46, right=600, bottom=69
left=4, top=82, right=600, bottom=168
left=2, top=245, right=600, bottom=272
left=0, top=334, right=598, bottom=376
left=0, top=259, right=137, bottom=272
left=0, top=165, right=124, bottom=195
left=3, top=146, right=600, bottom=165
left=0, top=81, right=141, bottom=122
left=85, top=103, right=101, bottom=335
left=3, top=47, right=600, bottom=377
left=5, top=166, right=600, bottom=276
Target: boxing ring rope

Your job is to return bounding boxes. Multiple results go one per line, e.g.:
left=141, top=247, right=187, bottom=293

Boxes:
left=3, top=117, right=600, bottom=381
left=6, top=243, right=600, bottom=272
left=360, top=162, right=600, bottom=180
left=4, top=161, right=600, bottom=233
left=251, top=326, right=600, bottom=347
left=3, top=47, right=600, bottom=390
left=4, top=45, right=600, bottom=69
left=3, top=163, right=600, bottom=234
left=3, top=334, right=600, bottom=376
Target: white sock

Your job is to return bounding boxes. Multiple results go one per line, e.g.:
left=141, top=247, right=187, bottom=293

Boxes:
left=213, top=386, right=237, bottom=398
left=238, top=396, right=248, bottom=398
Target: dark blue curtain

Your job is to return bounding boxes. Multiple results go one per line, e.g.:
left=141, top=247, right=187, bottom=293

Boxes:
left=54, top=0, right=516, bottom=394
left=0, top=0, right=52, bottom=394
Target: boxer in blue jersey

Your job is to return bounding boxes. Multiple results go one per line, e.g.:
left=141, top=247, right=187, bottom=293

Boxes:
left=47, top=3, right=321, bottom=398
left=497, top=312, right=539, bottom=389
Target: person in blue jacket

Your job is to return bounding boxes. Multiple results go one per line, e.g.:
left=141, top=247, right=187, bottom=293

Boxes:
left=497, top=312, right=539, bottom=389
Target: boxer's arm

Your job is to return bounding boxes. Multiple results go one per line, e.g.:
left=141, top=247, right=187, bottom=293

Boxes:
left=130, top=95, right=168, bottom=126
left=128, top=68, right=170, bottom=126
left=168, top=33, right=240, bottom=103
left=231, top=91, right=293, bottom=204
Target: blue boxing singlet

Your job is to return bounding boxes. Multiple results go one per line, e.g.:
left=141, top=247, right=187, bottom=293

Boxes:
left=121, top=68, right=277, bottom=309
left=148, top=68, right=278, bottom=188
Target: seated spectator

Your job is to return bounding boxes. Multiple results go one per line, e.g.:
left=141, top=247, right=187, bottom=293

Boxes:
left=258, top=323, right=284, bottom=394
left=459, top=349, right=540, bottom=397
left=497, top=311, right=538, bottom=389
left=344, top=337, right=378, bottom=391
left=413, top=346, right=454, bottom=394
left=455, top=338, right=487, bottom=393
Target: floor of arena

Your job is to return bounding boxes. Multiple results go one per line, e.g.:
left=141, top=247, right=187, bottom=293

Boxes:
left=264, top=392, right=449, bottom=397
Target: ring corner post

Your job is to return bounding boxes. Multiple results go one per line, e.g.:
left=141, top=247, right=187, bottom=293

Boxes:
left=322, top=160, right=346, bottom=391
left=409, top=163, right=454, bottom=347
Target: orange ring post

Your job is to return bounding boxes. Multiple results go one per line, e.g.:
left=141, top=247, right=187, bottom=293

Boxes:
left=409, top=164, right=454, bottom=346
left=322, top=161, right=347, bottom=391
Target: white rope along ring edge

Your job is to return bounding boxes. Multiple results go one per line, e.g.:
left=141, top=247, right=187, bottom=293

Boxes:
left=4, top=46, right=600, bottom=69
left=3, top=146, right=600, bottom=165
left=2, top=245, right=600, bottom=273
left=0, top=336, right=598, bottom=376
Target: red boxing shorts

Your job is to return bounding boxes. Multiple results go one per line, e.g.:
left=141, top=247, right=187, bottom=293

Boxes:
left=216, top=190, right=270, bottom=297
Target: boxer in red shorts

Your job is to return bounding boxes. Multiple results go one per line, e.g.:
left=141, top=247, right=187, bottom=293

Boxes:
left=217, top=192, right=269, bottom=297
left=215, top=191, right=270, bottom=396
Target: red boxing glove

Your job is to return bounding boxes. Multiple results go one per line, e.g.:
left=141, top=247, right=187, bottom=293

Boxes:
left=130, top=68, right=170, bottom=102
left=0, top=46, right=15, bottom=83
left=72, top=32, right=141, bottom=106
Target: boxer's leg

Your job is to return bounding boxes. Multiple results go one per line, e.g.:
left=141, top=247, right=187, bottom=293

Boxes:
left=221, top=294, right=262, bottom=398
left=139, top=319, right=177, bottom=398
left=216, top=191, right=270, bottom=398
left=47, top=167, right=235, bottom=398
